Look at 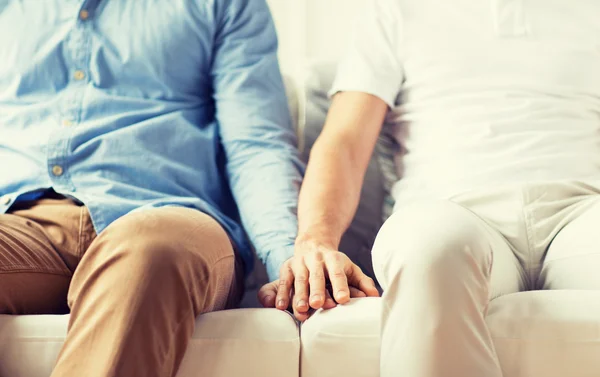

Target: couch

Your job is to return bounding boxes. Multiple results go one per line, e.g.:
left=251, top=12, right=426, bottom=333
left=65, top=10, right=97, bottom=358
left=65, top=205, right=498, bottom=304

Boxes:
left=2, top=63, right=600, bottom=377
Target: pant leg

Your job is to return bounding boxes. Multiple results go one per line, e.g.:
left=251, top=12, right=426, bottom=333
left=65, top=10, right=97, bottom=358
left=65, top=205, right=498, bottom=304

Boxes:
left=372, top=200, right=526, bottom=377
left=540, top=198, right=600, bottom=290
left=51, top=206, right=243, bottom=377
left=0, top=197, right=89, bottom=314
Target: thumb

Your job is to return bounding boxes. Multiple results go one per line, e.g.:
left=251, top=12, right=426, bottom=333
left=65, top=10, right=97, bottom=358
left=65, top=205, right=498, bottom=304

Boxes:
left=258, top=281, right=279, bottom=308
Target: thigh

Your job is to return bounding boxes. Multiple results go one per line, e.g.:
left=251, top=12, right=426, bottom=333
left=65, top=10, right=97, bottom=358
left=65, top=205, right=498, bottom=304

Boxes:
left=540, top=198, right=600, bottom=290
left=372, top=200, right=527, bottom=299
left=0, top=213, right=71, bottom=314
left=71, top=206, right=243, bottom=313
left=0, top=196, right=91, bottom=314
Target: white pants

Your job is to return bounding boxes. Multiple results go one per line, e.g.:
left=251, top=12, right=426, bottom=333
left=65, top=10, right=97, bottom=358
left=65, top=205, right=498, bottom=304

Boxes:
left=372, top=181, right=600, bottom=377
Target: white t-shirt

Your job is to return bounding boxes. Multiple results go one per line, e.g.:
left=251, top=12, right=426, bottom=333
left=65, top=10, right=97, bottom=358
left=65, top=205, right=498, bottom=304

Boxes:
left=331, top=0, right=600, bottom=207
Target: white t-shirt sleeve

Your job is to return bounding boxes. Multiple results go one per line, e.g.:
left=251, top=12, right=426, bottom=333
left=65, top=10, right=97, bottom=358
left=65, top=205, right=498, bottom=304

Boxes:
left=329, top=0, right=404, bottom=108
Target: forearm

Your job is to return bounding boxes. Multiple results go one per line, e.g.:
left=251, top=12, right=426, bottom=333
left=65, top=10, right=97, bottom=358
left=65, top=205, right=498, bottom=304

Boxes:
left=296, top=136, right=366, bottom=250
left=272, top=129, right=381, bottom=315
left=228, top=142, right=304, bottom=279
left=211, top=0, right=306, bottom=280
left=296, top=92, right=388, bottom=252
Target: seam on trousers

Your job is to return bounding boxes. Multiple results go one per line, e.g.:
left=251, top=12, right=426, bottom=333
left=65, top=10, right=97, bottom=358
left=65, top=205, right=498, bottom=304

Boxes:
left=484, top=242, right=494, bottom=314
left=521, top=185, right=535, bottom=289
left=0, top=268, right=70, bottom=276
left=77, top=205, right=85, bottom=258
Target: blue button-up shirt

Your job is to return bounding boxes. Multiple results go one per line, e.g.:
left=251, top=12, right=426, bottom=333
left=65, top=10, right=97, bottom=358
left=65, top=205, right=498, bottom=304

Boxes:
left=0, top=0, right=304, bottom=280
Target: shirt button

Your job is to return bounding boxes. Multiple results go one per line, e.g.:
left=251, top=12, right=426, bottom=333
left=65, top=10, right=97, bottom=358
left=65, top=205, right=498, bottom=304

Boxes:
left=79, top=10, right=89, bottom=20
left=62, top=119, right=74, bottom=127
left=52, top=165, right=64, bottom=177
left=0, top=195, right=11, bottom=205
left=73, top=70, right=86, bottom=81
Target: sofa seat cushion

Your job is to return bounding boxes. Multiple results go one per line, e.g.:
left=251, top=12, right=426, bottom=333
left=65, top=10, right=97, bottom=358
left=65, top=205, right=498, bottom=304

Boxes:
left=300, top=291, right=600, bottom=377
left=0, top=309, right=300, bottom=377
left=488, top=290, right=600, bottom=377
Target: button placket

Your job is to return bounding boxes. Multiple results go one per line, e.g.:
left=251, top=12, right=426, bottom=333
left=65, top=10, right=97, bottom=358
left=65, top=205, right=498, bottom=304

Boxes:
left=73, top=70, right=86, bottom=80
left=79, top=9, right=89, bottom=20
left=48, top=6, right=93, bottom=191
left=52, top=165, right=64, bottom=177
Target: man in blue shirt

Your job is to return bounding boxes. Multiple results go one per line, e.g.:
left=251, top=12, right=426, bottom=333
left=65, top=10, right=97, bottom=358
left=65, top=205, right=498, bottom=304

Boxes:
left=0, top=0, right=303, bottom=376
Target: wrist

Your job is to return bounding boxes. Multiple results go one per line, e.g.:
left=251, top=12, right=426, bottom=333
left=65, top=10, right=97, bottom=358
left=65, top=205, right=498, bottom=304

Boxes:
left=265, top=244, right=295, bottom=281
left=295, top=232, right=339, bottom=254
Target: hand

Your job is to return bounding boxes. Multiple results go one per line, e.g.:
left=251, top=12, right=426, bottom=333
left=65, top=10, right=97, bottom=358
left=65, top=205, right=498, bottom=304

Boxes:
left=258, top=278, right=339, bottom=315
left=258, top=241, right=379, bottom=321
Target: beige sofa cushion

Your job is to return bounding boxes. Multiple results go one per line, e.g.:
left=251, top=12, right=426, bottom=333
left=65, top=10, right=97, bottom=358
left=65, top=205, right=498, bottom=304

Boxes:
left=0, top=309, right=300, bottom=377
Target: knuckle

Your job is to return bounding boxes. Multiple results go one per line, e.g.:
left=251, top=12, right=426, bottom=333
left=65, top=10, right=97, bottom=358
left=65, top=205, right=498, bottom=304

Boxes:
left=281, top=269, right=290, bottom=277
left=346, top=266, right=355, bottom=278
left=292, top=258, right=306, bottom=271
left=325, top=251, right=343, bottom=264
left=331, top=270, right=346, bottom=279
left=310, top=268, right=325, bottom=279
left=313, top=251, right=325, bottom=262
left=259, top=287, right=272, bottom=295
left=282, top=257, right=293, bottom=268
left=347, top=270, right=357, bottom=279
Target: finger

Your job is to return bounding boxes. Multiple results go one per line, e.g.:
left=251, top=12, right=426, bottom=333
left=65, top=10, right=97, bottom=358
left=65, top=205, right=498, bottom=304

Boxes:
left=322, top=289, right=337, bottom=310
left=258, top=281, right=279, bottom=308
left=292, top=287, right=312, bottom=322
left=293, top=305, right=311, bottom=322
left=324, top=252, right=350, bottom=304
left=349, top=286, right=367, bottom=298
left=275, top=263, right=294, bottom=310
left=307, top=253, right=327, bottom=310
left=347, top=265, right=380, bottom=297
left=292, top=258, right=310, bottom=313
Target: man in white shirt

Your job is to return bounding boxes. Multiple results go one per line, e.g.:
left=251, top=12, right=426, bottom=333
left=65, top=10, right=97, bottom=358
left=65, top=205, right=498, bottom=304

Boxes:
left=260, top=1, right=600, bottom=376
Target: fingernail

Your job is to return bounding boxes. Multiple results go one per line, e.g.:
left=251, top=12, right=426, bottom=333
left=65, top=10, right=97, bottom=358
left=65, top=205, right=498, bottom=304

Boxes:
left=297, top=299, right=307, bottom=308
left=336, top=291, right=349, bottom=300
left=310, top=294, right=323, bottom=303
left=277, top=300, right=285, bottom=308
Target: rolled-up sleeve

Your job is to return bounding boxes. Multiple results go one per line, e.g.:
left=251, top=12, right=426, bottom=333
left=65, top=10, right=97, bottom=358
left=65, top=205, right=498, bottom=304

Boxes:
left=211, top=0, right=304, bottom=280
left=330, top=0, right=405, bottom=108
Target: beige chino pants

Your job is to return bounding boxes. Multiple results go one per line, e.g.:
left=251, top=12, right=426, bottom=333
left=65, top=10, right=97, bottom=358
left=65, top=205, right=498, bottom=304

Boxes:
left=0, top=192, right=243, bottom=377
left=373, top=181, right=600, bottom=377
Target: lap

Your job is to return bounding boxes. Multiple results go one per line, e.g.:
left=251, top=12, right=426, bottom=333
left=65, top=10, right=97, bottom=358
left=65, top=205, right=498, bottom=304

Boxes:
left=1, top=202, right=243, bottom=314
left=372, top=200, right=526, bottom=298
left=95, top=206, right=235, bottom=264
left=72, top=206, right=243, bottom=311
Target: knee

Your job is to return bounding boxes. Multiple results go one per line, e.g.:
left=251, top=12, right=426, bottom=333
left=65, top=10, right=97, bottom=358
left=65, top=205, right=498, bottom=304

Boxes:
left=69, top=208, right=238, bottom=312
left=87, top=208, right=233, bottom=284
left=373, top=201, right=492, bottom=286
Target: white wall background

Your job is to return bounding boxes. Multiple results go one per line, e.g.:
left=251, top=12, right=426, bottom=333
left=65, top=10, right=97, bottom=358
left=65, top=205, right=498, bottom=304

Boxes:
left=267, top=0, right=365, bottom=75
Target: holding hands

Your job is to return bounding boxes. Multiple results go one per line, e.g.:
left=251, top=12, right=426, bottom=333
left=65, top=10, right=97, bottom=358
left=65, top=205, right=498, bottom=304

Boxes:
left=259, top=238, right=379, bottom=321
